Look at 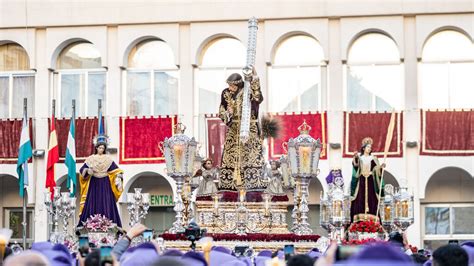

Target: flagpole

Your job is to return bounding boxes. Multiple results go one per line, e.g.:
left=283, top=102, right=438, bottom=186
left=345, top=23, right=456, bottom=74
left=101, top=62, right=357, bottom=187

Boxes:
left=72, top=99, right=76, bottom=228
left=22, top=98, right=27, bottom=249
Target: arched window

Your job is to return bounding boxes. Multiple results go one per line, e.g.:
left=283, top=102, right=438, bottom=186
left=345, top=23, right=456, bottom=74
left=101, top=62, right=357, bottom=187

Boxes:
left=56, top=42, right=105, bottom=117
left=420, top=30, right=474, bottom=109
left=345, top=33, right=403, bottom=111
left=0, top=43, right=34, bottom=118
left=196, top=37, right=246, bottom=115
left=421, top=167, right=474, bottom=250
left=269, top=35, right=325, bottom=112
left=126, top=39, right=178, bottom=116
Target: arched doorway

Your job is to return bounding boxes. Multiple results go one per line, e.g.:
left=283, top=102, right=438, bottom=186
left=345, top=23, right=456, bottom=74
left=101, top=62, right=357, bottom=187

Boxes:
left=121, top=172, right=174, bottom=233
left=421, top=167, right=474, bottom=250
left=0, top=174, right=33, bottom=246
left=383, top=171, right=399, bottom=188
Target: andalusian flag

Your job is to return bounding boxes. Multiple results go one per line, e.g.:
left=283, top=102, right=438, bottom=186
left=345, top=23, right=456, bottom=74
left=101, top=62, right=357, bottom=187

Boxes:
left=65, top=114, right=76, bottom=196
left=17, top=114, right=32, bottom=198
left=46, top=115, right=59, bottom=198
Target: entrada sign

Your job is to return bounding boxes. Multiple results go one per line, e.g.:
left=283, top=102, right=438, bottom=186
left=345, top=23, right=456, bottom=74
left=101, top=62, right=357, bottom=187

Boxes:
left=150, top=195, right=174, bottom=206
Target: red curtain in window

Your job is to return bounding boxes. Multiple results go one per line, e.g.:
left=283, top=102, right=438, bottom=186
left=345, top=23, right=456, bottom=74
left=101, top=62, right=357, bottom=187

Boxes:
left=420, top=109, right=474, bottom=156
left=343, top=112, right=403, bottom=158
left=52, top=118, right=98, bottom=162
left=0, top=119, right=33, bottom=164
left=119, top=116, right=177, bottom=164
left=268, top=112, right=327, bottom=160
left=205, top=115, right=227, bottom=167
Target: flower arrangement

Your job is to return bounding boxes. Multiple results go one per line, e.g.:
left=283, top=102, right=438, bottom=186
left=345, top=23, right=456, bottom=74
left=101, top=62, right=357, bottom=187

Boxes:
left=77, top=214, right=119, bottom=247
left=348, top=220, right=384, bottom=234
left=83, top=214, right=114, bottom=232
left=342, top=238, right=382, bottom=245
left=160, top=233, right=320, bottom=242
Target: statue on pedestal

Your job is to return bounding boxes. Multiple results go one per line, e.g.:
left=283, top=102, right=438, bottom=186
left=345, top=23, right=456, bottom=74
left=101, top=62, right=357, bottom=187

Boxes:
left=78, top=135, right=124, bottom=227
left=350, top=137, right=386, bottom=221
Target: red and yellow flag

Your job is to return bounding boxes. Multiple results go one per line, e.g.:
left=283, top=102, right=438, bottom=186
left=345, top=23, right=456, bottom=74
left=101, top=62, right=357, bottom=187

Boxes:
left=46, top=115, right=59, bottom=199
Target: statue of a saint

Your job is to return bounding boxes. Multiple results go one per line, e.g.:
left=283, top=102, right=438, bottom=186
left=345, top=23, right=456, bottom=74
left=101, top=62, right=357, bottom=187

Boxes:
left=78, top=135, right=124, bottom=227
left=218, top=68, right=266, bottom=200
left=194, top=158, right=218, bottom=201
left=350, top=137, right=385, bottom=221
left=264, top=160, right=288, bottom=201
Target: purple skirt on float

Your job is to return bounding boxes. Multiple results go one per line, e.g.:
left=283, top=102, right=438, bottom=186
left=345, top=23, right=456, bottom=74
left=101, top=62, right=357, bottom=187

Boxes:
left=350, top=175, right=380, bottom=222
left=78, top=176, right=122, bottom=227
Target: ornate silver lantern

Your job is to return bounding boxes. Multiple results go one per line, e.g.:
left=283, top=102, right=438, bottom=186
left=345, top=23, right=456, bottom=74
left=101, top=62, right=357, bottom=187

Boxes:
left=393, top=182, right=414, bottom=231
left=287, top=120, right=322, bottom=235
left=160, top=123, right=198, bottom=233
left=379, top=184, right=395, bottom=233
left=319, top=191, right=332, bottom=235
left=328, top=180, right=351, bottom=244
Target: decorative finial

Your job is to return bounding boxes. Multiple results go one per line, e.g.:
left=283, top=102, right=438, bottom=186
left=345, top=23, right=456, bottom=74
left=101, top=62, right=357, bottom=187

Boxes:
left=297, top=120, right=312, bottom=135
left=361, top=137, right=373, bottom=146
left=174, top=123, right=186, bottom=134
left=248, top=17, right=258, bottom=28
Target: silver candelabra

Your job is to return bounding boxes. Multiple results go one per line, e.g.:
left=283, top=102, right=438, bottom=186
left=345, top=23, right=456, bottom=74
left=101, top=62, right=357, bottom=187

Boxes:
left=44, top=187, right=76, bottom=244
left=127, top=188, right=150, bottom=227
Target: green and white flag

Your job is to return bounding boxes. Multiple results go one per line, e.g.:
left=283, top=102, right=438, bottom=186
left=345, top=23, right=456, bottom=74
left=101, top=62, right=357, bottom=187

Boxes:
left=17, top=114, right=33, bottom=198
left=65, top=114, right=76, bottom=196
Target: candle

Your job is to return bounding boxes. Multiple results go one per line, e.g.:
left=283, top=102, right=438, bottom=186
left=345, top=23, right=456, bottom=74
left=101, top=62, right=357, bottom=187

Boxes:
left=384, top=205, right=391, bottom=221
left=239, top=189, right=245, bottom=202
left=299, top=146, right=311, bottom=173
left=334, top=201, right=342, bottom=217
left=0, top=235, right=6, bottom=262
left=202, top=239, right=212, bottom=265
left=402, top=201, right=408, bottom=217
left=70, top=197, right=76, bottom=208
left=213, top=195, right=218, bottom=214
left=53, top=187, right=61, bottom=200
left=173, top=145, right=184, bottom=171
left=396, top=201, right=400, bottom=217
left=44, top=191, right=51, bottom=203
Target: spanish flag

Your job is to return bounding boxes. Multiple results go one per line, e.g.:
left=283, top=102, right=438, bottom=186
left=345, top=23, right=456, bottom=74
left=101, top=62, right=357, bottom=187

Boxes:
left=46, top=114, right=59, bottom=199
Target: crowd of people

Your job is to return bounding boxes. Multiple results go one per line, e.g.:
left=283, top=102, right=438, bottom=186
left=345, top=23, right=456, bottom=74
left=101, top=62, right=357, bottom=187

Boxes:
left=1, top=223, right=473, bottom=266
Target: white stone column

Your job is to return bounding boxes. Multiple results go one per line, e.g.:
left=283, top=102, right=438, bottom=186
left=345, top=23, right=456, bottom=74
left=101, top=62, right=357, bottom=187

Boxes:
left=33, top=28, right=50, bottom=242
left=403, top=16, right=421, bottom=248
left=327, top=19, right=344, bottom=172
left=179, top=24, right=194, bottom=137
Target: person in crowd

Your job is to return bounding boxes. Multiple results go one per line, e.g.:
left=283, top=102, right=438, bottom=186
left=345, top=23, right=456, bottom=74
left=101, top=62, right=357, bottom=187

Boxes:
left=111, top=223, right=147, bottom=260
left=152, top=257, right=187, bottom=266
left=388, top=232, right=413, bottom=255
left=411, top=253, right=429, bottom=265
left=432, top=244, right=468, bottom=266
left=3, top=250, right=49, bottom=266
left=286, top=254, right=314, bottom=266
